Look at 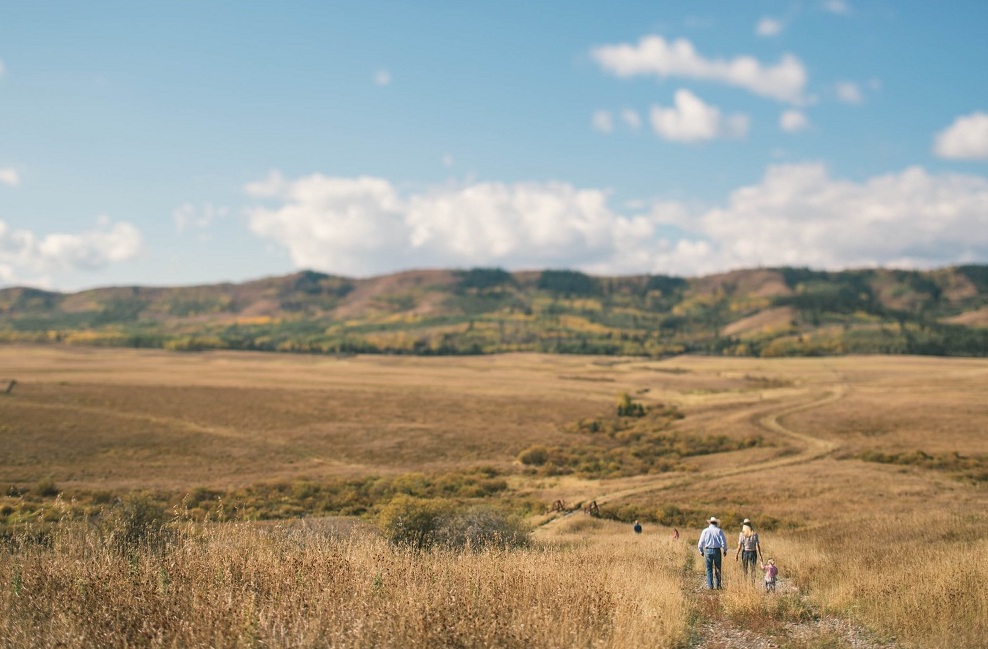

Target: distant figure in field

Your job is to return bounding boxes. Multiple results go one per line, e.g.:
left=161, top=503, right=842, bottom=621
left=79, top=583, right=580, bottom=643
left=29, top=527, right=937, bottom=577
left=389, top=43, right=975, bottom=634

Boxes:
left=697, top=516, right=728, bottom=590
left=633, top=520, right=642, bottom=534
left=584, top=500, right=599, bottom=517
left=760, top=558, right=778, bottom=592
left=736, top=518, right=762, bottom=583
left=673, top=528, right=679, bottom=540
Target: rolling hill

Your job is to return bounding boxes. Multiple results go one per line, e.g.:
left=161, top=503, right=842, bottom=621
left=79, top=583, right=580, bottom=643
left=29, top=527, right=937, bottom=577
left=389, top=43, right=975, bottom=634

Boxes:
left=1, top=265, right=987, bottom=357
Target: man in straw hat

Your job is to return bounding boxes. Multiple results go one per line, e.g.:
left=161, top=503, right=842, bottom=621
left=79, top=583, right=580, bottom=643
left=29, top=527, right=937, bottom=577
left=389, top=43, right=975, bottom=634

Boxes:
left=697, top=516, right=729, bottom=589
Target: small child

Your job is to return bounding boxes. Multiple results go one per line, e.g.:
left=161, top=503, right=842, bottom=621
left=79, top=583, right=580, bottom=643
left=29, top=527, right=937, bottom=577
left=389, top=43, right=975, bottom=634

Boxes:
left=761, top=558, right=778, bottom=592
left=633, top=520, right=642, bottom=534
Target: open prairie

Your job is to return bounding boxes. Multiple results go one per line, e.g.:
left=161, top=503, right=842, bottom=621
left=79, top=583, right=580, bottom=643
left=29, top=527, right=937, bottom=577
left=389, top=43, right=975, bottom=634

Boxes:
left=2, top=345, right=987, bottom=648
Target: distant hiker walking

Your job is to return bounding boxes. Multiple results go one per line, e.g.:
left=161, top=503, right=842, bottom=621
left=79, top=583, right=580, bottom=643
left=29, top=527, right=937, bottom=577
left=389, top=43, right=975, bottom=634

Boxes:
left=761, top=558, right=778, bottom=592
left=697, top=516, right=728, bottom=589
left=633, top=520, right=642, bottom=534
left=736, top=518, right=762, bottom=583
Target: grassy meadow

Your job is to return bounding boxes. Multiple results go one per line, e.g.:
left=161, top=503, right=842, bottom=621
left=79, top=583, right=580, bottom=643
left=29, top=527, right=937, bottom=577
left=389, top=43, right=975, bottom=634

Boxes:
left=1, top=345, right=987, bottom=648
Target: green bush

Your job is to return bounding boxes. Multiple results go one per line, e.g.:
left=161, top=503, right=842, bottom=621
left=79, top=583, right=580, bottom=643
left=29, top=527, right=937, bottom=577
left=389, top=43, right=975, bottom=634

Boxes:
left=616, top=393, right=646, bottom=417
left=377, top=496, right=529, bottom=551
left=378, top=496, right=453, bottom=549
left=103, top=493, right=168, bottom=552
left=518, top=446, right=550, bottom=466
left=437, top=507, right=530, bottom=550
left=32, top=479, right=59, bottom=498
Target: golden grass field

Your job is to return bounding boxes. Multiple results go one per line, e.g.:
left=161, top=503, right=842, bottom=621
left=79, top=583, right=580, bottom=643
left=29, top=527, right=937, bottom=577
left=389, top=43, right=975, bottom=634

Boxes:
left=1, top=344, right=987, bottom=648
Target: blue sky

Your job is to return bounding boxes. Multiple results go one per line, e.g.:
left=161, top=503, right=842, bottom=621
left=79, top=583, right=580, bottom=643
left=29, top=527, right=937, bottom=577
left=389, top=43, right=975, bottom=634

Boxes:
left=1, top=1, right=987, bottom=291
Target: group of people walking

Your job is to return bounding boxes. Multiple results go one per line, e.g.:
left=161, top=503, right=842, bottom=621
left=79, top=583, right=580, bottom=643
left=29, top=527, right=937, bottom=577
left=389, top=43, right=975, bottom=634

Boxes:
left=696, top=516, right=776, bottom=591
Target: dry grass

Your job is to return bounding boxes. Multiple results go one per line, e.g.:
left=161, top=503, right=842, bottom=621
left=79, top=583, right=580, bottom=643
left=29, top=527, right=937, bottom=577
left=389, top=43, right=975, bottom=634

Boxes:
left=0, top=347, right=611, bottom=489
left=2, top=345, right=988, bottom=647
left=0, top=518, right=691, bottom=649
left=778, top=511, right=988, bottom=648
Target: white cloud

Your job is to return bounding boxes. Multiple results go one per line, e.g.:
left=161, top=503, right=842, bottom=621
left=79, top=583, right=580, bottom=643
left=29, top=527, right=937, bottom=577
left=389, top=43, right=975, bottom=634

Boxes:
left=173, top=202, right=229, bottom=233
left=649, top=90, right=749, bottom=142
left=645, top=163, right=988, bottom=274
left=244, top=170, right=290, bottom=199
left=836, top=81, right=863, bottom=104
left=780, top=109, right=809, bottom=133
left=591, top=35, right=807, bottom=104
left=621, top=109, right=642, bottom=130
left=244, top=166, right=988, bottom=280
left=0, top=218, right=143, bottom=286
left=933, top=112, right=988, bottom=160
left=823, top=0, right=850, bottom=15
left=0, top=167, right=20, bottom=187
left=756, top=17, right=783, bottom=37
left=374, top=69, right=391, bottom=86
left=592, top=110, right=614, bottom=133
left=594, top=109, right=642, bottom=133
left=245, top=172, right=651, bottom=277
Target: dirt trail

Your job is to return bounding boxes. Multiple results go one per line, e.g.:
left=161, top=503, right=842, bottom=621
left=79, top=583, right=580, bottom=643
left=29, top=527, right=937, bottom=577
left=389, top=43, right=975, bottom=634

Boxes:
left=537, top=381, right=845, bottom=518
left=8, top=396, right=249, bottom=441
left=536, top=377, right=897, bottom=648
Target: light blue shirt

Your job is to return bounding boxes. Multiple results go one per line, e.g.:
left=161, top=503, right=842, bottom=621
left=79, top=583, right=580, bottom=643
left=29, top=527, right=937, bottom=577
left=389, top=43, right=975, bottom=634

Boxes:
left=697, top=524, right=728, bottom=552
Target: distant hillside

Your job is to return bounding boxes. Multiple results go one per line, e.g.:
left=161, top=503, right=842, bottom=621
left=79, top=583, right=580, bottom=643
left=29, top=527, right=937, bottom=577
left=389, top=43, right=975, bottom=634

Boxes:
left=2, top=265, right=987, bottom=357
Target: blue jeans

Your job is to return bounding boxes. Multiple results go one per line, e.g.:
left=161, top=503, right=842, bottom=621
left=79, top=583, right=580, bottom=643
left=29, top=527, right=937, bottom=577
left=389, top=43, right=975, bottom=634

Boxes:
left=741, top=550, right=758, bottom=582
left=703, top=549, right=723, bottom=589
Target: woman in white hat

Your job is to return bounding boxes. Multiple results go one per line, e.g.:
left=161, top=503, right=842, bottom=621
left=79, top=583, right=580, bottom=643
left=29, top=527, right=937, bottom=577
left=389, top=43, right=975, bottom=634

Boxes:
left=736, top=518, right=762, bottom=584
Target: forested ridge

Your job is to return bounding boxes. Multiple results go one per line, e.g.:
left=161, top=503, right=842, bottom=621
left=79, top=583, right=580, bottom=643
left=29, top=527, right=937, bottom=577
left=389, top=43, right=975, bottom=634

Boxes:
left=1, top=265, right=987, bottom=357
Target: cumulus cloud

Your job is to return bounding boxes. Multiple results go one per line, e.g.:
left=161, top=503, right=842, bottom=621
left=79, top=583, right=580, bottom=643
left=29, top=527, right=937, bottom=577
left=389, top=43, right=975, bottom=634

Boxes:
left=173, top=202, right=229, bottom=233
left=621, top=109, right=642, bottom=130
left=649, top=90, right=749, bottom=142
left=836, top=81, right=863, bottom=104
left=780, top=109, right=809, bottom=132
left=245, top=171, right=655, bottom=277
left=591, top=35, right=807, bottom=104
left=645, top=163, right=988, bottom=274
left=933, top=112, right=988, bottom=160
left=0, top=167, right=20, bottom=187
left=823, top=0, right=850, bottom=15
left=0, top=217, right=143, bottom=286
left=756, top=17, right=783, bottom=37
left=374, top=69, right=391, bottom=86
left=592, top=110, right=614, bottom=133
left=594, top=109, right=643, bottom=133
left=244, top=166, right=988, bottom=279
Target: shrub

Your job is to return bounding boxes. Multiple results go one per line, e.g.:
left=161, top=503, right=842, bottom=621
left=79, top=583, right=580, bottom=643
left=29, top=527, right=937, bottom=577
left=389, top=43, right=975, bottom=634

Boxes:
left=616, top=392, right=646, bottom=418
left=32, top=478, right=59, bottom=498
left=103, top=493, right=168, bottom=552
left=377, top=496, right=529, bottom=551
left=436, top=506, right=530, bottom=550
left=518, top=445, right=550, bottom=466
left=378, top=495, right=451, bottom=550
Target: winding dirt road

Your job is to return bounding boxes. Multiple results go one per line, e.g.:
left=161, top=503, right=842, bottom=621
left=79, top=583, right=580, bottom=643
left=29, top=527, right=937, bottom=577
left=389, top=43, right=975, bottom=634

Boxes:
left=536, top=378, right=847, bottom=528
